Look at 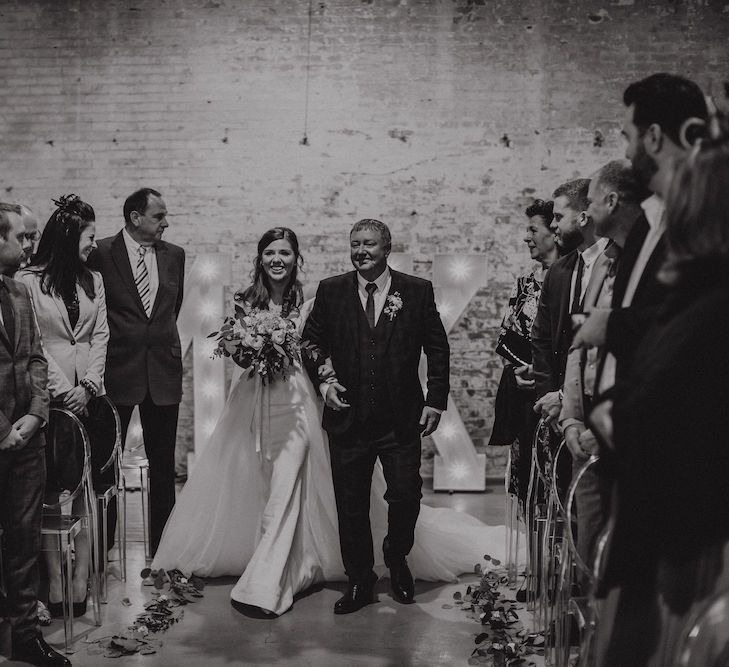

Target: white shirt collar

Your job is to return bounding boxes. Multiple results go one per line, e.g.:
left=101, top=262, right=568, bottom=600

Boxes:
left=579, top=237, right=609, bottom=268
left=357, top=266, right=391, bottom=292
left=122, top=227, right=155, bottom=254
left=640, top=194, right=665, bottom=232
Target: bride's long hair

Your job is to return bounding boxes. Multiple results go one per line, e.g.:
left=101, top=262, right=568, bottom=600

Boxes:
left=240, top=227, right=304, bottom=316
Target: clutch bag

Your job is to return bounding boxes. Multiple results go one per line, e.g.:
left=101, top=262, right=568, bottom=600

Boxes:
left=495, top=328, right=532, bottom=366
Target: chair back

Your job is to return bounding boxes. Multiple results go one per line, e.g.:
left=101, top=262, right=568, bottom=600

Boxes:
left=88, top=395, right=122, bottom=485
left=565, top=455, right=600, bottom=583
left=676, top=588, right=729, bottom=667
left=43, top=407, right=92, bottom=510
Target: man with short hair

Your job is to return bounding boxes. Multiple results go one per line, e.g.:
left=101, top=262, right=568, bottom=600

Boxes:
left=0, top=204, right=40, bottom=270
left=559, top=160, right=648, bottom=571
left=530, top=178, right=608, bottom=424
left=573, top=73, right=708, bottom=391
left=88, top=188, right=185, bottom=555
left=303, top=218, right=449, bottom=614
left=0, top=211, right=67, bottom=665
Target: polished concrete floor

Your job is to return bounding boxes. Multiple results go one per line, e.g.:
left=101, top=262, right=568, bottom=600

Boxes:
left=25, top=479, right=541, bottom=667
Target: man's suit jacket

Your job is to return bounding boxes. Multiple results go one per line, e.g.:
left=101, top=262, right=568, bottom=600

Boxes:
left=16, top=270, right=109, bottom=398
left=0, top=278, right=49, bottom=444
left=559, top=251, right=611, bottom=427
left=88, top=232, right=185, bottom=406
left=302, top=269, right=450, bottom=437
left=602, top=213, right=667, bottom=388
left=531, top=250, right=579, bottom=399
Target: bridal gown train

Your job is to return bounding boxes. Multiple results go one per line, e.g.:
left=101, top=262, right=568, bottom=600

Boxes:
left=153, top=303, right=517, bottom=615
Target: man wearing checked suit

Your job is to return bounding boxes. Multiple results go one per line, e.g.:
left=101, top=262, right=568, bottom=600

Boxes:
left=88, top=188, right=185, bottom=555
left=302, top=219, right=450, bottom=614
left=0, top=211, right=70, bottom=665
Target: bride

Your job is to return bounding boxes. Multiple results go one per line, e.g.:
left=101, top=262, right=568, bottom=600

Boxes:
left=153, top=227, right=514, bottom=616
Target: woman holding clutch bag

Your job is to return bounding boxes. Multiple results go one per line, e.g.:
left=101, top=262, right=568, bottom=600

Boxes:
left=489, top=199, right=559, bottom=505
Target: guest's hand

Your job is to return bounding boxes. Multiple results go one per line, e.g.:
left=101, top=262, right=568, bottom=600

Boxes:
left=578, top=428, right=599, bottom=456
left=534, top=390, right=561, bottom=423
left=324, top=382, right=350, bottom=411
left=419, top=407, right=442, bottom=437
left=63, top=385, right=90, bottom=415
left=564, top=424, right=589, bottom=460
left=13, top=414, right=42, bottom=442
left=513, top=364, right=535, bottom=390
left=0, top=428, right=25, bottom=450
left=571, top=308, right=611, bottom=350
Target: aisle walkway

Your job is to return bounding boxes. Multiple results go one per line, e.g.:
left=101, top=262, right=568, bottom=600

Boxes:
left=33, top=480, right=537, bottom=667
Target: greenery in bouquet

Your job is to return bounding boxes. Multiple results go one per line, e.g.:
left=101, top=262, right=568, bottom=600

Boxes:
left=209, top=302, right=303, bottom=383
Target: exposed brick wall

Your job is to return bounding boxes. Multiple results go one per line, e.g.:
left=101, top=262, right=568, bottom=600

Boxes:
left=1, top=0, right=727, bottom=478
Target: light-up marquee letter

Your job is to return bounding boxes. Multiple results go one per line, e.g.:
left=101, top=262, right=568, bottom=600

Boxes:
left=390, top=253, right=488, bottom=491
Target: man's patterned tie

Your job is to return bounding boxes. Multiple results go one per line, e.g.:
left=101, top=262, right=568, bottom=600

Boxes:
left=136, top=246, right=151, bottom=316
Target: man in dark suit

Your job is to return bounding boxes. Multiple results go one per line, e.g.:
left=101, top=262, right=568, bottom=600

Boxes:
left=302, top=219, right=450, bottom=614
left=531, top=178, right=607, bottom=423
left=0, top=211, right=68, bottom=665
left=88, top=188, right=185, bottom=555
left=573, top=73, right=708, bottom=393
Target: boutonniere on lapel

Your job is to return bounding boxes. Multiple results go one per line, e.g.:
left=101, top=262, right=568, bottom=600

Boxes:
left=383, top=292, right=403, bottom=321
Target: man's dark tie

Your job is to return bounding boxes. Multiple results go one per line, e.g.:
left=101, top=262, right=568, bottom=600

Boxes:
left=0, top=281, right=16, bottom=352
left=365, top=282, right=377, bottom=329
left=570, top=253, right=585, bottom=314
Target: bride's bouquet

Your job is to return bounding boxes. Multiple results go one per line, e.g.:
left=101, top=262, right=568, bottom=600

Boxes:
left=209, top=304, right=303, bottom=384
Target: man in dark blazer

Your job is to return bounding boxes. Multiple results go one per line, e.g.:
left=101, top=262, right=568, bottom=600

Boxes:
left=573, top=73, right=708, bottom=393
left=302, top=219, right=449, bottom=614
left=0, top=211, right=68, bottom=665
left=531, top=178, right=606, bottom=422
left=88, top=188, right=185, bottom=555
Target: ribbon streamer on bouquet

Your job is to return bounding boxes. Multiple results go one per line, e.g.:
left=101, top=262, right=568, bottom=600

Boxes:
left=250, top=376, right=270, bottom=455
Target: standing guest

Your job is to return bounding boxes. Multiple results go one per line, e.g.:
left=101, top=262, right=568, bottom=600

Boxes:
left=17, top=194, right=109, bottom=618
left=0, top=210, right=69, bottom=666
left=489, top=199, right=558, bottom=506
left=591, top=131, right=729, bottom=667
left=531, top=179, right=607, bottom=424
left=87, top=188, right=185, bottom=555
left=573, top=73, right=708, bottom=392
left=558, top=161, right=647, bottom=571
left=0, top=204, right=41, bottom=270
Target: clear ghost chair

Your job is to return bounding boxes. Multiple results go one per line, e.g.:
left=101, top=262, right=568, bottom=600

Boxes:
left=42, top=407, right=102, bottom=652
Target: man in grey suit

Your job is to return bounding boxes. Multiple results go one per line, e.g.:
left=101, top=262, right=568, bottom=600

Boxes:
left=88, top=188, right=185, bottom=555
left=0, top=211, right=69, bottom=665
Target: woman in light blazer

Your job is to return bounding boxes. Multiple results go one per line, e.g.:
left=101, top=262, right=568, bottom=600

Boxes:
left=17, top=194, right=109, bottom=618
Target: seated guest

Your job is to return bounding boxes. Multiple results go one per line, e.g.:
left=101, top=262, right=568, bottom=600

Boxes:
left=17, top=195, right=109, bottom=619
left=591, top=132, right=729, bottom=666
left=0, top=210, right=69, bottom=665
left=490, top=198, right=558, bottom=507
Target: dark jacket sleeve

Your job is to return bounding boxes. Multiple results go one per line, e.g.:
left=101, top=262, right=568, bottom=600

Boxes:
left=531, top=267, right=554, bottom=399
left=26, top=287, right=50, bottom=424
left=301, top=282, right=329, bottom=389
left=422, top=281, right=450, bottom=410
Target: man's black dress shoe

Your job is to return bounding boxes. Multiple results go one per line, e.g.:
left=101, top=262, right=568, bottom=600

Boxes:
left=389, top=561, right=415, bottom=604
left=333, top=572, right=377, bottom=614
left=12, top=634, right=71, bottom=666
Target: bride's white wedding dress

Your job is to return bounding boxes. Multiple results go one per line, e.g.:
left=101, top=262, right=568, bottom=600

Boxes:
left=153, top=301, right=515, bottom=615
